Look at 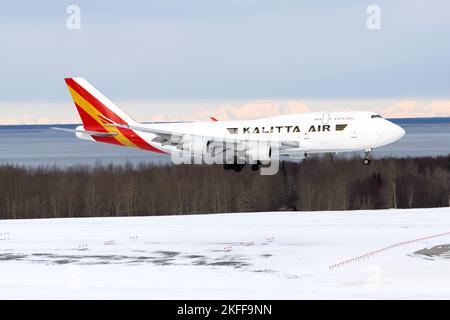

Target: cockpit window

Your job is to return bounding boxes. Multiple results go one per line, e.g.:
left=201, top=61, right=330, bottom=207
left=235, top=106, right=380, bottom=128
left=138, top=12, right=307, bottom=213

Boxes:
left=371, top=114, right=382, bottom=118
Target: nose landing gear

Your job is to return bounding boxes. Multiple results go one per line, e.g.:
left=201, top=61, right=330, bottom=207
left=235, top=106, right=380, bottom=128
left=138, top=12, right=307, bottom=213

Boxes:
left=363, top=149, right=372, bottom=165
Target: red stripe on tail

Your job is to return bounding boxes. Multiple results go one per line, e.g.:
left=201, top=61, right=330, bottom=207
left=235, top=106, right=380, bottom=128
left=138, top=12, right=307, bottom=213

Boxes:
left=66, top=78, right=166, bottom=154
left=75, top=104, right=123, bottom=147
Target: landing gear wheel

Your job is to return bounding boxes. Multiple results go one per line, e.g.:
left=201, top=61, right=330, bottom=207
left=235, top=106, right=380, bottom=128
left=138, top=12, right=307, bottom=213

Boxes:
left=251, top=164, right=260, bottom=171
left=363, top=149, right=372, bottom=165
left=233, top=164, right=245, bottom=172
left=223, top=164, right=232, bottom=170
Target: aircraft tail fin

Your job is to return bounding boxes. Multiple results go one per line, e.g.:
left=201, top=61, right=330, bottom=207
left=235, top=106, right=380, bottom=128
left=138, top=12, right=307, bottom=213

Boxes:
left=64, top=77, right=138, bottom=132
left=63, top=77, right=166, bottom=152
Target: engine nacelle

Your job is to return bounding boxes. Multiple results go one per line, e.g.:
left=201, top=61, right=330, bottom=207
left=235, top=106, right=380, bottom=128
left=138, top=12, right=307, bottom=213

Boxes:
left=179, top=136, right=211, bottom=155
left=74, top=125, right=95, bottom=141
left=246, top=141, right=272, bottom=163
left=287, top=153, right=306, bottom=161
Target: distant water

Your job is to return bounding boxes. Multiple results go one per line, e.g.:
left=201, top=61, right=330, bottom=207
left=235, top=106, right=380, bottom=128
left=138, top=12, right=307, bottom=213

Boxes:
left=378, top=117, right=450, bottom=158
left=0, top=124, right=169, bottom=167
left=0, top=117, right=449, bottom=167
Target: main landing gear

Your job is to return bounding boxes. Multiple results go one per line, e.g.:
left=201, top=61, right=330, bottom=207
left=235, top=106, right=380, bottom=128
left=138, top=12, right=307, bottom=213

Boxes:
left=223, top=163, right=245, bottom=172
left=363, top=149, right=372, bottom=165
left=223, top=161, right=262, bottom=172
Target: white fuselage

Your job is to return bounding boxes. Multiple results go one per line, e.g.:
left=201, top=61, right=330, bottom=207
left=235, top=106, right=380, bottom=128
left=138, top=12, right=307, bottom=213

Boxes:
left=135, top=111, right=405, bottom=157
left=63, top=78, right=406, bottom=167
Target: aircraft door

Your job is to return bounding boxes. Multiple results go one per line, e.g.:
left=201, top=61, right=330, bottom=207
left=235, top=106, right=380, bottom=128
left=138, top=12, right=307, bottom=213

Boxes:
left=321, top=112, right=330, bottom=124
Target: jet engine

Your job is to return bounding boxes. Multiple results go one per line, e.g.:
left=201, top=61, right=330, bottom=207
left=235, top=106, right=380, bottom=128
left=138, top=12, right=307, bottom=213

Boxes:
left=178, top=136, right=211, bottom=155
left=245, top=141, right=272, bottom=163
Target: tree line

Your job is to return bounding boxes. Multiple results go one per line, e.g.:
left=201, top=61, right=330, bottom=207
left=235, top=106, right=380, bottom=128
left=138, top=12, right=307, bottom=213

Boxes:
left=0, top=155, right=449, bottom=219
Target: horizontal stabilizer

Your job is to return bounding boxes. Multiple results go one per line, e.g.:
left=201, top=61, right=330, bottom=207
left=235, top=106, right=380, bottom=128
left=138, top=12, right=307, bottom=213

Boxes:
left=51, top=127, right=118, bottom=137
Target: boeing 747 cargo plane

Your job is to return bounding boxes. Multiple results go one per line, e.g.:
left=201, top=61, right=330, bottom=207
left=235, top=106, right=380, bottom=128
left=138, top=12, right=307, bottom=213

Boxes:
left=54, top=78, right=405, bottom=172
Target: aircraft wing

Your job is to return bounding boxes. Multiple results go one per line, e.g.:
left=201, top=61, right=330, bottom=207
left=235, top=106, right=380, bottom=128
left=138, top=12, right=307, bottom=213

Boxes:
left=105, top=121, right=300, bottom=152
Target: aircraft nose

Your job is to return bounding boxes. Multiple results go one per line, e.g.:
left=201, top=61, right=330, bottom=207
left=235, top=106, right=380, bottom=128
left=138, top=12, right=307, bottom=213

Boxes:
left=395, top=124, right=406, bottom=139
left=389, top=122, right=405, bottom=141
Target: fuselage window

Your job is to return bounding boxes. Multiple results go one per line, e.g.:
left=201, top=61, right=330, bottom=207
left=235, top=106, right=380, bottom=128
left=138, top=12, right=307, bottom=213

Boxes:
left=371, top=115, right=382, bottom=118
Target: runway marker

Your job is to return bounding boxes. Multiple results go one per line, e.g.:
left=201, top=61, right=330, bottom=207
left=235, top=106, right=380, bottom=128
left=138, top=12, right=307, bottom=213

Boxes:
left=0, top=232, right=10, bottom=240
left=329, top=230, right=450, bottom=270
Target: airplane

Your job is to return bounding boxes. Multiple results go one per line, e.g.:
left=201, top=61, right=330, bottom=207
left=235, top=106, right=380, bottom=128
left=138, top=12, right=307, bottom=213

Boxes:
left=54, top=77, right=405, bottom=172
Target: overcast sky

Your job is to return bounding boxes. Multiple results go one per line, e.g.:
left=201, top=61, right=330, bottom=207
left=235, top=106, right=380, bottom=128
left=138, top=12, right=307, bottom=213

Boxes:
left=0, top=0, right=449, bottom=123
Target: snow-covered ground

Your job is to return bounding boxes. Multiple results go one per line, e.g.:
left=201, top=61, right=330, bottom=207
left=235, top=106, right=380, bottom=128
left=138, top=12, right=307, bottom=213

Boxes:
left=1, top=208, right=450, bottom=299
